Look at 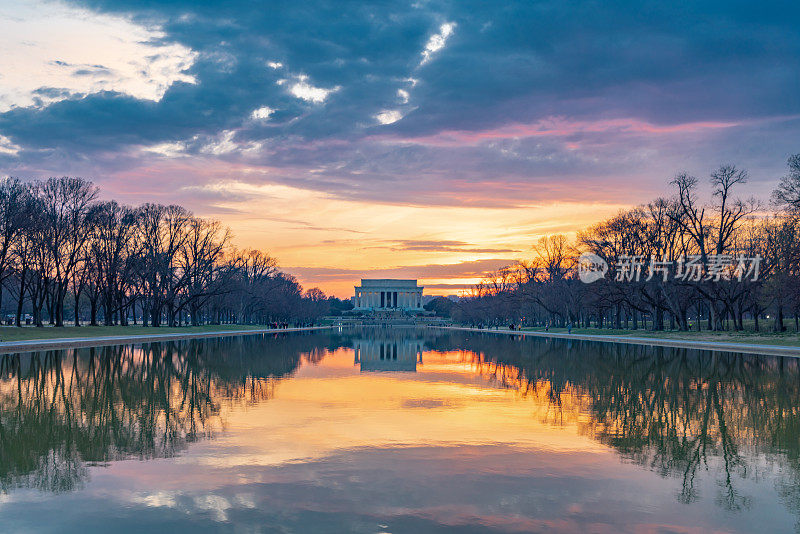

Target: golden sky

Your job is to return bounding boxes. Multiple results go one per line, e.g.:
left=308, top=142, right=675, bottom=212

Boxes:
left=192, top=180, right=628, bottom=297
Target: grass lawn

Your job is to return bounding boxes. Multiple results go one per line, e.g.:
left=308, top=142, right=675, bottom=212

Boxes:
left=0, top=324, right=285, bottom=343
left=520, top=326, right=800, bottom=347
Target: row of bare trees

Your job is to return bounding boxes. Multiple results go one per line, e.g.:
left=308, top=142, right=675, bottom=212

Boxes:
left=453, top=156, right=800, bottom=332
left=0, top=176, right=347, bottom=327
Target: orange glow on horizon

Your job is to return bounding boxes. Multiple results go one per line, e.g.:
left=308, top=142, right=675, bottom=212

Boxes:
left=184, top=181, right=625, bottom=297
left=187, top=348, right=611, bottom=470
left=107, top=161, right=631, bottom=298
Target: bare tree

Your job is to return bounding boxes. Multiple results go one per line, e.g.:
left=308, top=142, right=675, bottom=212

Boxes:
left=37, top=177, right=99, bottom=326
left=772, top=154, right=800, bottom=214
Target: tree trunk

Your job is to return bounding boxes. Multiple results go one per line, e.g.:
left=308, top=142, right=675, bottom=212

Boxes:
left=33, top=290, right=44, bottom=327
left=774, top=305, right=786, bottom=332
left=654, top=308, right=664, bottom=331
left=90, top=297, right=98, bottom=326
left=119, top=298, right=128, bottom=326
left=46, top=292, right=54, bottom=325
left=15, top=271, right=26, bottom=327
left=56, top=291, right=64, bottom=327
left=73, top=289, right=81, bottom=327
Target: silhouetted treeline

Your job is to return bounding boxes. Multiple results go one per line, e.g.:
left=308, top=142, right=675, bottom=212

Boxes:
left=0, top=176, right=352, bottom=327
left=453, top=156, right=800, bottom=332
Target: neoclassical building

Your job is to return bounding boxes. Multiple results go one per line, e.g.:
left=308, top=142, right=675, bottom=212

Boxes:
left=353, top=335, right=424, bottom=372
left=353, top=279, right=424, bottom=311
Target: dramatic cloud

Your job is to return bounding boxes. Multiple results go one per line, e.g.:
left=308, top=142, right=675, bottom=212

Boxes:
left=375, top=110, right=404, bottom=125
left=1, top=0, right=799, bottom=294
left=420, top=22, right=456, bottom=65
left=281, top=75, right=339, bottom=104
left=0, top=135, right=20, bottom=155
left=0, top=0, right=196, bottom=112
left=251, top=106, right=274, bottom=120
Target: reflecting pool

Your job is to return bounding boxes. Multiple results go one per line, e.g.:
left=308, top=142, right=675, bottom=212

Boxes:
left=1, top=327, right=799, bottom=533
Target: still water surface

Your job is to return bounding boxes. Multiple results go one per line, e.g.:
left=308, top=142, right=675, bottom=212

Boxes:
left=1, top=327, right=799, bottom=533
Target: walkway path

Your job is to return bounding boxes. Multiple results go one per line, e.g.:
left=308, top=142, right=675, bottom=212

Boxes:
left=0, top=326, right=335, bottom=355
left=438, top=326, right=800, bottom=358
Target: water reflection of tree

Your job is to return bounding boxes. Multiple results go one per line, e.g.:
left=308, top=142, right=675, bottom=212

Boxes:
left=432, top=332, right=800, bottom=516
left=0, top=332, right=347, bottom=493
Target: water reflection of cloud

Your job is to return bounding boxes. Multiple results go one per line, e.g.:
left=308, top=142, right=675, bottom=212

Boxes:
left=81, top=445, right=784, bottom=533
left=3, top=329, right=800, bottom=532
left=400, top=398, right=457, bottom=409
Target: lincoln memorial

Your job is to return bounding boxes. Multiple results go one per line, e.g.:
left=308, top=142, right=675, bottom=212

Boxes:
left=353, top=334, right=424, bottom=372
left=353, top=279, right=424, bottom=311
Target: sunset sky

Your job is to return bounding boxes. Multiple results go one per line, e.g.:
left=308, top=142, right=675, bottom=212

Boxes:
left=2, top=0, right=799, bottom=297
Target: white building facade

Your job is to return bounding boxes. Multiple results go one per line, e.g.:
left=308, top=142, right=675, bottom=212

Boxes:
left=353, top=279, right=424, bottom=311
left=353, top=335, right=424, bottom=372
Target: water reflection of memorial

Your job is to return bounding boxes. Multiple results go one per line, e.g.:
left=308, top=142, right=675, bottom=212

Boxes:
left=353, top=334, right=424, bottom=372
left=6, top=327, right=800, bottom=524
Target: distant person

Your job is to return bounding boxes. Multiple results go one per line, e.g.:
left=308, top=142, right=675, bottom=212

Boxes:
left=567, top=322, right=572, bottom=334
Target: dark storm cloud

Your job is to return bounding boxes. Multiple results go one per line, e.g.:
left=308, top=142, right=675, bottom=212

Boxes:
left=2, top=0, right=799, bottom=204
